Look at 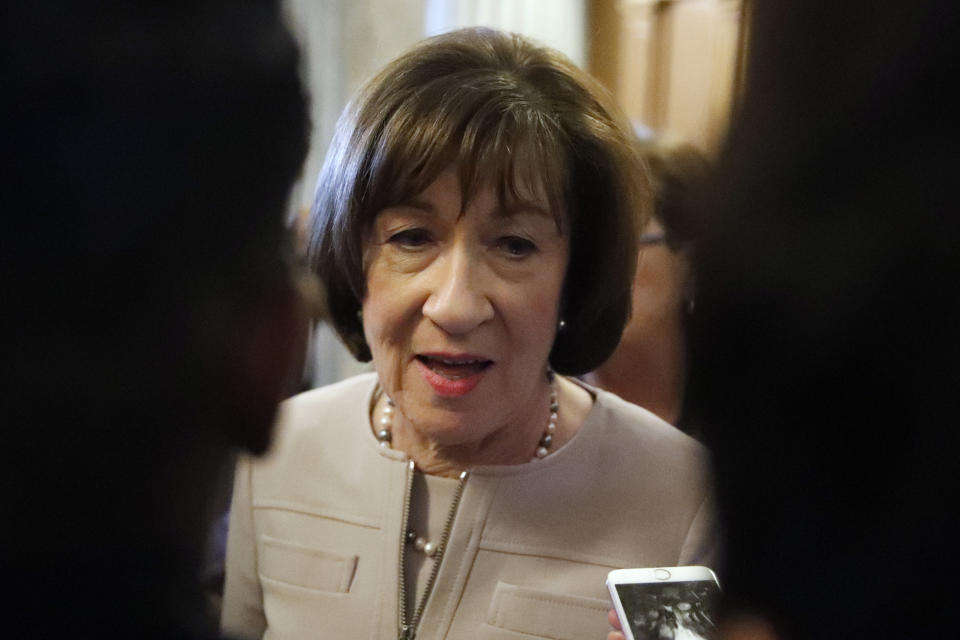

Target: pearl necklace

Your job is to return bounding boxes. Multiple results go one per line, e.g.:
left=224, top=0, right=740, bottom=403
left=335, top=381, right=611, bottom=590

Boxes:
left=375, top=377, right=558, bottom=557
left=374, top=377, right=560, bottom=461
left=406, top=528, right=440, bottom=557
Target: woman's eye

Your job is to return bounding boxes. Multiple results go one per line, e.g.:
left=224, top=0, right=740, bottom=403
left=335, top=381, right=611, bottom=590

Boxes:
left=388, top=228, right=432, bottom=249
left=497, top=236, right=537, bottom=258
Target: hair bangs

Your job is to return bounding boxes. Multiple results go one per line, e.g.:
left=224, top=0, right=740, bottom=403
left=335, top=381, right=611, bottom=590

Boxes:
left=361, top=94, right=456, bottom=215
left=364, top=77, right=568, bottom=226
left=458, top=100, right=569, bottom=229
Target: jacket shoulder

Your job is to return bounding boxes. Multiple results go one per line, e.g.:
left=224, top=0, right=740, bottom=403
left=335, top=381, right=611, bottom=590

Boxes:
left=257, top=372, right=377, bottom=465
left=592, top=389, right=709, bottom=465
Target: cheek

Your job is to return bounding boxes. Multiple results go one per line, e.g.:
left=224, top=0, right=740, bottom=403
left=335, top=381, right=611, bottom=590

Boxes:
left=362, top=294, right=401, bottom=348
left=635, top=253, right=678, bottom=303
left=362, top=293, right=408, bottom=393
left=504, top=278, right=565, bottom=351
left=362, top=266, right=423, bottom=358
left=527, top=285, right=563, bottom=317
left=362, top=270, right=396, bottom=344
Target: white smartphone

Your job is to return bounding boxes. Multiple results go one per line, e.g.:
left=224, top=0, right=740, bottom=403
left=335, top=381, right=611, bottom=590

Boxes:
left=606, top=566, right=721, bottom=640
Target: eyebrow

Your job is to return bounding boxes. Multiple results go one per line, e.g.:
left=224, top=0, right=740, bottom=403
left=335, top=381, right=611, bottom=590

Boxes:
left=389, top=198, right=554, bottom=220
left=493, top=202, right=555, bottom=221
left=495, top=201, right=564, bottom=236
left=387, top=198, right=437, bottom=215
left=383, top=194, right=563, bottom=237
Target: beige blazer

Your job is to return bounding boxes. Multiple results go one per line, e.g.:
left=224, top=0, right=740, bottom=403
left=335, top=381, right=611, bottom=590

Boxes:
left=222, top=373, right=716, bottom=640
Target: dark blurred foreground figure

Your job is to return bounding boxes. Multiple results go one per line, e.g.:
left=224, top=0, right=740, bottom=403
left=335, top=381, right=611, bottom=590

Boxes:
left=1, top=2, right=308, bottom=637
left=688, top=1, right=960, bottom=638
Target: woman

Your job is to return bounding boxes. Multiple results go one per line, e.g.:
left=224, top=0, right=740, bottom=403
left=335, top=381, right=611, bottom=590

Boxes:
left=222, top=27, right=715, bottom=640
left=583, top=138, right=711, bottom=432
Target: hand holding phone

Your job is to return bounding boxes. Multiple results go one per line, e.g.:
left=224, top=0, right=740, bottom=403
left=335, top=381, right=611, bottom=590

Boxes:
left=606, top=566, right=720, bottom=640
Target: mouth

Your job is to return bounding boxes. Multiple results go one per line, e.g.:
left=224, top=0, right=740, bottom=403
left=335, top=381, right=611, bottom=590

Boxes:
left=416, top=354, right=493, bottom=380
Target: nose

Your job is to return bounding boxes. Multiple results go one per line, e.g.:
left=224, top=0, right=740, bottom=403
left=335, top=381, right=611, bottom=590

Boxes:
left=422, top=247, right=494, bottom=335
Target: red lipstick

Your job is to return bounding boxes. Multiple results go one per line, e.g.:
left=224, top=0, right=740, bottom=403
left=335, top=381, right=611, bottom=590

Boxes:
left=415, top=353, right=492, bottom=397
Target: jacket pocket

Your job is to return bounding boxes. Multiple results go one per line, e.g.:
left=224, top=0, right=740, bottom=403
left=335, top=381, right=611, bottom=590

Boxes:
left=258, top=534, right=358, bottom=593
left=484, top=581, right=611, bottom=640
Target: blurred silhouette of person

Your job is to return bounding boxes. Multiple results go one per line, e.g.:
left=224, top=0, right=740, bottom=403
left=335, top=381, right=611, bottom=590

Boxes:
left=687, top=1, right=960, bottom=638
left=584, top=138, right=709, bottom=431
left=609, top=1, right=959, bottom=639
left=1, top=1, right=309, bottom=637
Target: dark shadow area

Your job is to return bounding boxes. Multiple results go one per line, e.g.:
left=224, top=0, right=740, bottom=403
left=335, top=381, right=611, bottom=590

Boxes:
left=689, top=1, right=960, bottom=637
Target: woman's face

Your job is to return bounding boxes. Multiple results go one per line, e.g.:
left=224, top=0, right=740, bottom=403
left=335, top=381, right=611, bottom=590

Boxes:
left=627, top=218, right=690, bottom=336
left=362, top=168, right=568, bottom=445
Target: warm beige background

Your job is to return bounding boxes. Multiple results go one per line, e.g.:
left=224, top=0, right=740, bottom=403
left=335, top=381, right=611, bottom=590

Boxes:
left=588, top=0, right=748, bottom=154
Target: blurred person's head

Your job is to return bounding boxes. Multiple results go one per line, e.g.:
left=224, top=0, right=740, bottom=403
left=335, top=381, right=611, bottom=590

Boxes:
left=309, top=26, right=648, bottom=377
left=688, top=1, right=960, bottom=638
left=588, top=137, right=709, bottom=426
left=2, top=1, right=309, bottom=635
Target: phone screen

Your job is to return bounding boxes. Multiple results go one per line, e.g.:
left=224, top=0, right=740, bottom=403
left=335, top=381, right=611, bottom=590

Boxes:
left=614, top=579, right=720, bottom=640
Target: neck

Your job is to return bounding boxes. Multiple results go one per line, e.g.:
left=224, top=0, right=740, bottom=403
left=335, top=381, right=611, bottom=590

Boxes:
left=374, top=376, right=586, bottom=477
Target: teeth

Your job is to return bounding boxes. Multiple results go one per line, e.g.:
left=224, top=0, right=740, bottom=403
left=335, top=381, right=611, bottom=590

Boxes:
left=437, top=357, right=483, bottom=365
left=421, top=356, right=489, bottom=379
left=433, top=369, right=471, bottom=380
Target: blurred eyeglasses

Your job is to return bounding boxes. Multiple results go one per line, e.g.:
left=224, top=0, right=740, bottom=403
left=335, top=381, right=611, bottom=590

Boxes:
left=638, top=231, right=667, bottom=247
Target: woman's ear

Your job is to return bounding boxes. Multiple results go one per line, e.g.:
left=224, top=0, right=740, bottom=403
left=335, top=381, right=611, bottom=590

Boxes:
left=222, top=279, right=311, bottom=455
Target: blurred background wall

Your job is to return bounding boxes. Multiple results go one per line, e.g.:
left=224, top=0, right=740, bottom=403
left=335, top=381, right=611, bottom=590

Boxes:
left=285, top=0, right=748, bottom=388
left=590, top=0, right=747, bottom=151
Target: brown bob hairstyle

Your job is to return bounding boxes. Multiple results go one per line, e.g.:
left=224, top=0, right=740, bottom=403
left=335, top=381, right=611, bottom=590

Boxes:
left=308, top=27, right=649, bottom=375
